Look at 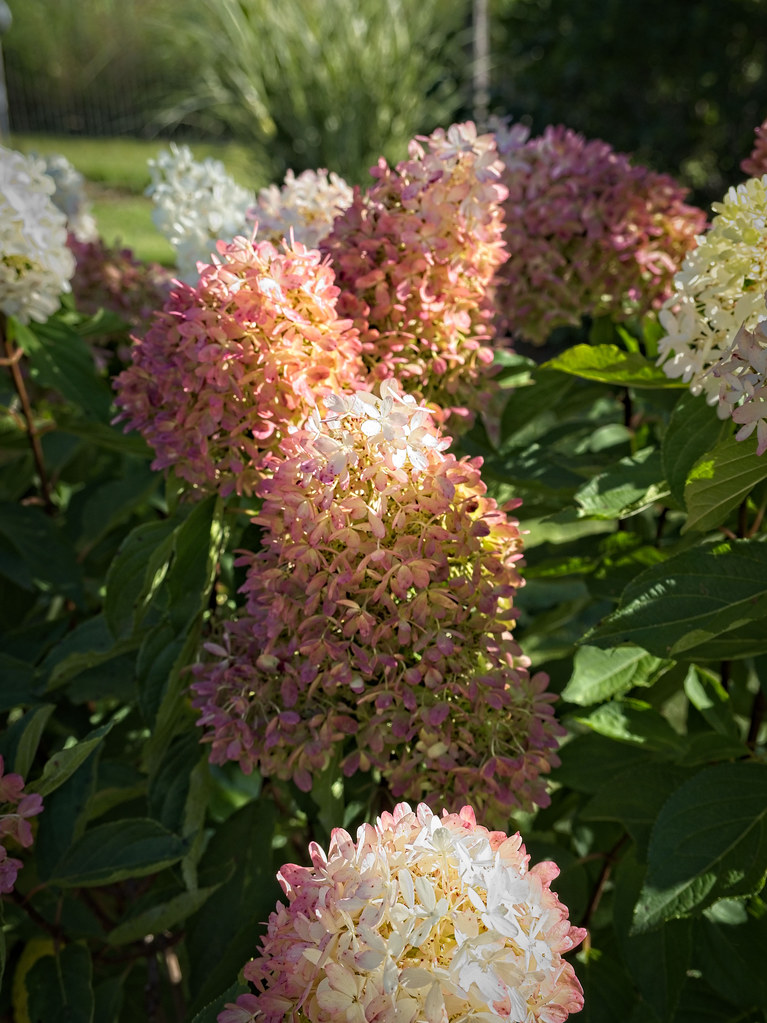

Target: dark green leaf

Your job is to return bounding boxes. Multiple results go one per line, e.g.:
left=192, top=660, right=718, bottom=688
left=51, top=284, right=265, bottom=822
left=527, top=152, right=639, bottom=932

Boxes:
left=12, top=703, right=54, bottom=778
left=0, top=502, right=85, bottom=605
left=107, top=884, right=221, bottom=945
left=0, top=652, right=40, bottom=711
left=633, top=762, right=767, bottom=932
left=50, top=818, right=188, bottom=887
left=104, top=519, right=177, bottom=639
left=544, top=343, right=685, bottom=388
left=30, top=720, right=114, bottom=798
left=683, top=432, right=767, bottom=533
left=26, top=942, right=94, bottom=1023
left=575, top=447, right=669, bottom=519
left=695, top=910, right=767, bottom=1011
left=11, top=316, right=112, bottom=420
left=552, top=733, right=661, bottom=794
left=586, top=539, right=767, bottom=658
left=662, top=391, right=729, bottom=507
left=574, top=698, right=685, bottom=755
left=35, top=747, right=101, bottom=881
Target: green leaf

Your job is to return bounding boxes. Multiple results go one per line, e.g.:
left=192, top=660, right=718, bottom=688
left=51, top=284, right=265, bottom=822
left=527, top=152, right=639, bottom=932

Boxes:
left=500, top=368, right=576, bottom=443
left=683, top=664, right=739, bottom=738
left=0, top=502, right=85, bottom=605
left=683, top=432, right=767, bottom=533
left=662, top=392, right=730, bottom=506
left=544, top=343, right=686, bottom=388
left=107, top=884, right=221, bottom=945
left=0, top=652, right=39, bottom=711
left=50, top=818, right=188, bottom=887
left=35, top=747, right=101, bottom=881
left=11, top=316, right=112, bottom=420
left=30, top=720, right=114, bottom=798
left=578, top=946, right=638, bottom=1022
left=552, top=732, right=660, bottom=794
left=562, top=645, right=671, bottom=705
left=56, top=414, right=153, bottom=456
left=26, top=942, right=94, bottom=1023
left=633, top=762, right=767, bottom=933
left=614, top=849, right=692, bottom=1021
left=12, top=703, right=54, bottom=778
left=166, top=494, right=223, bottom=632
left=695, top=911, right=767, bottom=1011
left=104, top=519, right=178, bottom=639
left=574, top=698, right=685, bottom=755
left=575, top=446, right=669, bottom=519
left=586, top=539, right=767, bottom=658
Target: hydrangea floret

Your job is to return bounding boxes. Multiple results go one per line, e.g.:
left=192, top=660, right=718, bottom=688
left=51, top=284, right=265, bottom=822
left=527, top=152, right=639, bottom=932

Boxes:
left=191, top=382, right=564, bottom=816
left=0, top=755, right=43, bottom=894
left=492, top=122, right=706, bottom=345
left=147, top=143, right=255, bottom=283
left=712, top=311, right=767, bottom=454
left=321, top=122, right=509, bottom=426
left=39, top=153, right=99, bottom=242
left=219, top=801, right=586, bottom=1023
left=114, top=235, right=363, bottom=495
left=0, top=146, right=76, bottom=324
left=657, top=175, right=767, bottom=404
left=742, top=117, right=767, bottom=179
left=253, top=168, right=354, bottom=249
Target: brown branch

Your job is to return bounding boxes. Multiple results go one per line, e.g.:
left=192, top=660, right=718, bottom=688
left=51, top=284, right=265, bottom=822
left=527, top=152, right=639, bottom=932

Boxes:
left=578, top=833, right=629, bottom=935
left=1, top=316, right=54, bottom=513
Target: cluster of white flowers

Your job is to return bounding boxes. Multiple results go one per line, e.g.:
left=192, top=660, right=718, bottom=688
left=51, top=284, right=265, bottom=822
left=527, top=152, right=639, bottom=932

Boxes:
left=253, top=167, right=353, bottom=249
left=0, top=146, right=75, bottom=325
left=39, top=153, right=98, bottom=241
left=223, top=802, right=585, bottom=1023
left=713, top=313, right=767, bottom=454
left=307, top=380, right=446, bottom=486
left=147, top=143, right=255, bottom=283
left=657, top=175, right=767, bottom=404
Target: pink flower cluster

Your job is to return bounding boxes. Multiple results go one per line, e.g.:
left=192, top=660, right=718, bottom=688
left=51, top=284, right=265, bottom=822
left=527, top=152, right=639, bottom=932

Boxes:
left=68, top=235, right=173, bottom=355
left=493, top=123, right=707, bottom=344
left=741, top=118, right=767, bottom=178
left=322, top=122, right=509, bottom=428
left=113, top=235, right=364, bottom=496
left=220, top=801, right=585, bottom=1023
left=191, top=384, right=564, bottom=819
left=0, top=755, right=43, bottom=894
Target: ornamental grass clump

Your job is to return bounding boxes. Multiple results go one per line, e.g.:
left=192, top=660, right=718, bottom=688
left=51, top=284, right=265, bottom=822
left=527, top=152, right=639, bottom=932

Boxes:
left=0, top=146, right=76, bottom=324
left=191, top=382, right=564, bottom=818
left=657, top=174, right=767, bottom=405
left=321, top=122, right=509, bottom=427
left=220, top=801, right=586, bottom=1023
left=492, top=123, right=706, bottom=345
left=113, top=235, right=364, bottom=496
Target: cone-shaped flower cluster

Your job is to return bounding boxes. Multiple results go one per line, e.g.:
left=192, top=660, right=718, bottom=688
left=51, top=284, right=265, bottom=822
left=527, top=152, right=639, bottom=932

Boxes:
left=191, top=382, right=564, bottom=817
left=321, top=122, right=509, bottom=427
left=492, top=123, right=706, bottom=344
left=253, top=168, right=353, bottom=250
left=40, top=153, right=99, bottom=242
left=657, top=175, right=767, bottom=404
left=0, top=145, right=75, bottom=324
left=0, top=755, right=43, bottom=895
left=742, top=118, right=767, bottom=179
left=219, top=802, right=585, bottom=1023
left=114, top=235, right=364, bottom=496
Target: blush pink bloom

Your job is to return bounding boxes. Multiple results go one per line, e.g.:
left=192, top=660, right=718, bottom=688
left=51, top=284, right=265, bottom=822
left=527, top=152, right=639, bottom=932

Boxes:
left=741, top=118, right=767, bottom=178
left=191, top=383, right=564, bottom=820
left=0, top=755, right=43, bottom=893
left=220, top=801, right=586, bottom=1023
left=322, top=122, right=509, bottom=429
left=114, top=234, right=364, bottom=496
left=492, top=122, right=706, bottom=345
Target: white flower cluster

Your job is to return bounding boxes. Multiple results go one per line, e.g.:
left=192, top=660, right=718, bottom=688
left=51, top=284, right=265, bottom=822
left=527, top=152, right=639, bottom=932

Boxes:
left=713, top=312, right=767, bottom=454
left=307, top=380, right=445, bottom=485
left=657, top=175, right=767, bottom=404
left=39, top=153, right=98, bottom=241
left=0, top=146, right=75, bottom=325
left=237, top=802, right=585, bottom=1023
left=147, top=143, right=255, bottom=283
left=253, top=168, right=353, bottom=249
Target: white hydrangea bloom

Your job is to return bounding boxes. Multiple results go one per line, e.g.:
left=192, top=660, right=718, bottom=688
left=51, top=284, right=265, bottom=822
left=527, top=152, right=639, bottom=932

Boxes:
left=147, top=143, right=255, bottom=283
left=713, top=312, right=767, bottom=454
left=658, top=175, right=767, bottom=403
left=0, top=146, right=75, bottom=324
left=252, top=167, right=353, bottom=249
left=39, top=153, right=98, bottom=241
left=233, top=802, right=586, bottom=1023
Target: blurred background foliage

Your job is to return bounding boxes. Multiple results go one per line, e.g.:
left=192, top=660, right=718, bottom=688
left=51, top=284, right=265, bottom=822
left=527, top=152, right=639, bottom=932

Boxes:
left=3, top=0, right=767, bottom=201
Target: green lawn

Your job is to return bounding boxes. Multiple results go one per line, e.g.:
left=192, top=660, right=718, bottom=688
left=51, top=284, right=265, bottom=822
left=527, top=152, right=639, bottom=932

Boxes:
left=11, top=134, right=264, bottom=265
